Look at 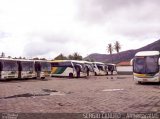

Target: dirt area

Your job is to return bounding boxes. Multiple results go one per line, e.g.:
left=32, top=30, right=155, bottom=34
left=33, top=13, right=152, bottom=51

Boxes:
left=0, top=75, right=159, bottom=115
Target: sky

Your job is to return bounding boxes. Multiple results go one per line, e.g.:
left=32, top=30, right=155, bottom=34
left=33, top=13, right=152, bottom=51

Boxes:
left=0, top=0, right=160, bottom=59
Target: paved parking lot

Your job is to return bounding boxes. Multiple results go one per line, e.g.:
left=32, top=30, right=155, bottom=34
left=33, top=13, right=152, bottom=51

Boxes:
left=0, top=75, right=159, bottom=113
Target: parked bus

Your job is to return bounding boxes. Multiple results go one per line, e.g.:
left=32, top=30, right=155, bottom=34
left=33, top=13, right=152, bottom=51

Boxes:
left=92, top=62, right=107, bottom=76
left=106, top=63, right=117, bottom=75
left=17, top=59, right=36, bottom=79
left=50, top=60, right=87, bottom=78
left=35, top=60, right=51, bottom=79
left=83, top=61, right=95, bottom=76
left=131, top=51, right=160, bottom=83
left=0, top=58, right=18, bottom=80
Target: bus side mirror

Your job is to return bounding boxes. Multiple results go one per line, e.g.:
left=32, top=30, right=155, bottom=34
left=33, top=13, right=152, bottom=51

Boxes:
left=130, top=59, right=133, bottom=66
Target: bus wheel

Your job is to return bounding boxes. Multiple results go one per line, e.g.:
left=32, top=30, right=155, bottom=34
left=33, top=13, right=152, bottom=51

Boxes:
left=41, top=77, right=45, bottom=79
left=69, top=73, right=73, bottom=78
left=137, top=81, right=142, bottom=84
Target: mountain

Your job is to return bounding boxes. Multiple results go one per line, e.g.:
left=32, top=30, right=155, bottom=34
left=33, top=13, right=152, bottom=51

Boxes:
left=85, top=39, right=160, bottom=63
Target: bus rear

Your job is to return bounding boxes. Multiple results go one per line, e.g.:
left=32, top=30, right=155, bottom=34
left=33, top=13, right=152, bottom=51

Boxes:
left=35, top=60, right=51, bottom=79
left=18, top=60, right=36, bottom=79
left=133, top=51, right=160, bottom=83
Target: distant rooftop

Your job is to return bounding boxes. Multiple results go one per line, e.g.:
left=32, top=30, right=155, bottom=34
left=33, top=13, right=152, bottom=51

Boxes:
left=117, top=61, right=131, bottom=66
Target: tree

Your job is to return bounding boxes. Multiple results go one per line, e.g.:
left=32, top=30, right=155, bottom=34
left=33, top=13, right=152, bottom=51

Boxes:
left=67, top=52, right=83, bottom=60
left=72, top=52, right=83, bottom=60
left=33, top=57, right=39, bottom=60
left=107, top=43, right=113, bottom=55
left=68, top=54, right=74, bottom=60
left=107, top=43, right=113, bottom=63
left=54, top=53, right=67, bottom=60
left=19, top=56, right=22, bottom=59
left=8, top=56, right=12, bottom=58
left=114, top=41, right=121, bottom=53
left=1, top=52, right=5, bottom=57
left=40, top=58, right=46, bottom=60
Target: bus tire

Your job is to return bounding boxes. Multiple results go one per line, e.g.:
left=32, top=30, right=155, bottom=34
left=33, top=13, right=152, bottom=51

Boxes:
left=41, top=77, right=45, bottom=79
left=33, top=77, right=37, bottom=79
left=137, top=81, right=142, bottom=84
left=69, top=73, right=73, bottom=78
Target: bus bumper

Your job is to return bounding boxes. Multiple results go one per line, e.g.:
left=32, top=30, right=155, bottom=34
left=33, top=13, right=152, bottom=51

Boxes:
left=134, top=76, right=160, bottom=82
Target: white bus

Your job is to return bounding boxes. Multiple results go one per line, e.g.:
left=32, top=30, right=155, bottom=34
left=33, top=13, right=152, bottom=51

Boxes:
left=18, top=59, right=36, bottom=79
left=132, top=51, right=160, bottom=83
left=106, top=63, right=117, bottom=75
left=83, top=61, right=95, bottom=76
left=35, top=60, right=51, bottom=79
left=92, top=62, right=107, bottom=76
left=51, top=60, right=87, bottom=78
left=0, top=58, right=18, bottom=80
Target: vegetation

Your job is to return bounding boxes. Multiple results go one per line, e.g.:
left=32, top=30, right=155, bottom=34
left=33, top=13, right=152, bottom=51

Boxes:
left=71, top=52, right=82, bottom=60
left=54, top=52, right=83, bottom=60
left=107, top=43, right=113, bottom=63
left=114, top=41, right=121, bottom=53
left=107, top=41, right=121, bottom=54
left=106, top=41, right=121, bottom=63
left=107, top=43, right=113, bottom=55
left=0, top=52, right=5, bottom=57
left=54, top=53, right=68, bottom=60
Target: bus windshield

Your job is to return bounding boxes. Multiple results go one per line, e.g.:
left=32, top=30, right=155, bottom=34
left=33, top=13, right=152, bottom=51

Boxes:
left=41, top=62, right=51, bottom=71
left=86, top=63, right=94, bottom=72
left=21, top=62, right=34, bottom=71
left=73, top=62, right=84, bottom=71
left=133, top=56, right=159, bottom=74
left=96, top=64, right=105, bottom=71
left=2, top=60, right=18, bottom=71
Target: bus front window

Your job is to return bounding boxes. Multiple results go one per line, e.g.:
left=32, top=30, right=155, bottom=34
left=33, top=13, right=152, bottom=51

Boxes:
left=3, top=61, right=18, bottom=71
left=22, top=62, right=34, bottom=71
left=133, top=57, right=145, bottom=74
left=134, top=56, right=159, bottom=74
left=146, top=56, right=159, bottom=74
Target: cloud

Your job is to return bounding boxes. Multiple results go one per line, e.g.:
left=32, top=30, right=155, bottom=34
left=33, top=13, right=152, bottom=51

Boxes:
left=23, top=33, right=71, bottom=57
left=76, top=0, right=160, bottom=38
left=0, top=0, right=159, bottom=59
left=0, top=31, right=10, bottom=39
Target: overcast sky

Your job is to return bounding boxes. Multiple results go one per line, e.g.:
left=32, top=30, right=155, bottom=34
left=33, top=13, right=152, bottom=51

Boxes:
left=0, top=0, right=160, bottom=59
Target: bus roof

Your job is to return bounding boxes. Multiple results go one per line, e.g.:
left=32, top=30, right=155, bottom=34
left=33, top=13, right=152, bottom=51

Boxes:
left=34, top=60, right=50, bottom=62
left=51, top=60, right=84, bottom=63
left=51, top=60, right=68, bottom=62
left=0, top=58, right=17, bottom=61
left=93, top=62, right=105, bottom=65
left=135, top=51, right=160, bottom=56
left=106, top=63, right=116, bottom=66
left=16, top=59, right=35, bottom=62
